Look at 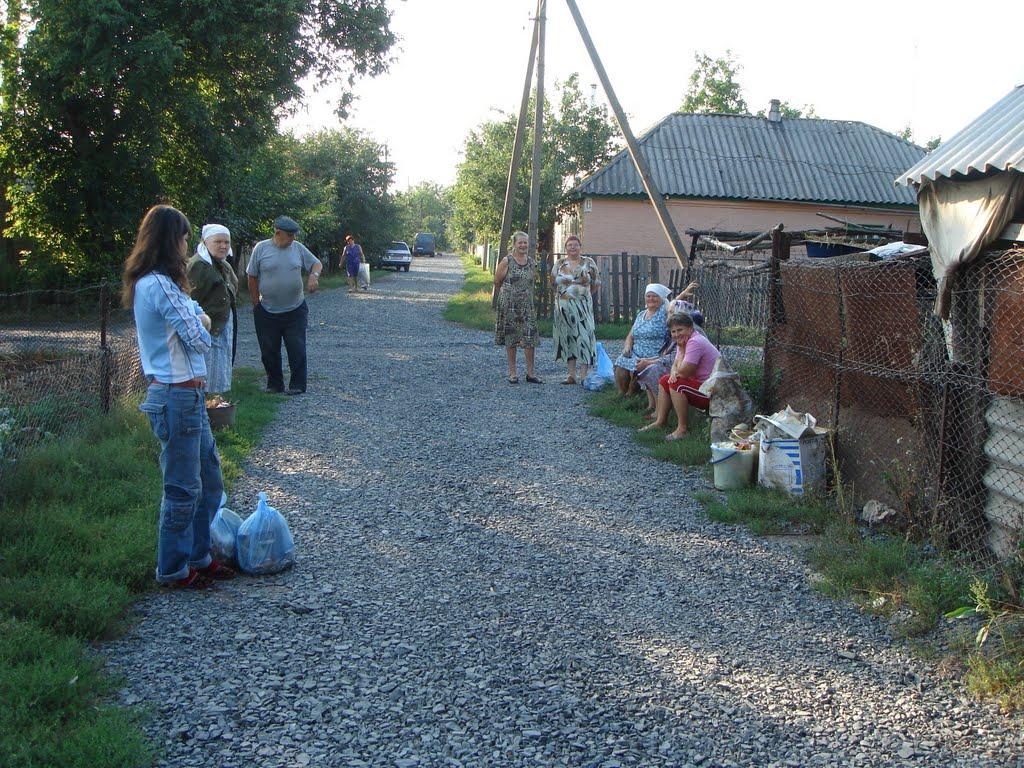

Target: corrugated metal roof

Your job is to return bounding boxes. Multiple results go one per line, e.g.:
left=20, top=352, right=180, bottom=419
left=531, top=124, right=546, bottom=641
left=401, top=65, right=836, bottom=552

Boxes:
left=897, top=85, right=1024, bottom=187
left=574, top=112, right=924, bottom=207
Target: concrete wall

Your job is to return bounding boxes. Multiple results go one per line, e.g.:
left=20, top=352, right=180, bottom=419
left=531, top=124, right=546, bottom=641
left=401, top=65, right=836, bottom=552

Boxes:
left=574, top=197, right=921, bottom=258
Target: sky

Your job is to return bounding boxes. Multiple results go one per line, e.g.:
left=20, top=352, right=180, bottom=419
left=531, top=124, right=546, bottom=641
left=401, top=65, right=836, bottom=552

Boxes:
left=284, top=0, right=1024, bottom=191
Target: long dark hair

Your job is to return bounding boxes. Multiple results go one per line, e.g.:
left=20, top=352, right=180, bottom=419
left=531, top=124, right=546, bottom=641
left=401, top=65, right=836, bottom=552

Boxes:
left=121, top=205, right=191, bottom=308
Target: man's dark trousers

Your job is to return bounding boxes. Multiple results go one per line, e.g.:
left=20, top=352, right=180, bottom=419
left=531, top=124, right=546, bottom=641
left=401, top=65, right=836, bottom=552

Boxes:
left=253, top=301, right=308, bottom=392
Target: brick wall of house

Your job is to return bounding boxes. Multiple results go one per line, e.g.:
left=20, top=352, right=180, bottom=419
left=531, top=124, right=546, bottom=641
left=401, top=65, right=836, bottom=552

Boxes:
left=575, top=197, right=920, bottom=257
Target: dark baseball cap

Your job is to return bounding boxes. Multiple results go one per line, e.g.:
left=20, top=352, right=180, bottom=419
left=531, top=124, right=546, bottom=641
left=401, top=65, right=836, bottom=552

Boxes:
left=274, top=215, right=300, bottom=233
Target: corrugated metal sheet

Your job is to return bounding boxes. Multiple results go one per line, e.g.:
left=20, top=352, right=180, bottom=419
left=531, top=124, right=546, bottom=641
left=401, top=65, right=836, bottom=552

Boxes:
left=574, top=113, right=924, bottom=206
left=897, top=85, right=1024, bottom=187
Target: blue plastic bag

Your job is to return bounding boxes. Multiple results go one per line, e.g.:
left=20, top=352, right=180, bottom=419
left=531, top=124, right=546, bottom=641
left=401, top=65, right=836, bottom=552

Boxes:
left=236, top=492, right=296, bottom=575
left=582, top=342, right=616, bottom=391
left=210, top=501, right=242, bottom=565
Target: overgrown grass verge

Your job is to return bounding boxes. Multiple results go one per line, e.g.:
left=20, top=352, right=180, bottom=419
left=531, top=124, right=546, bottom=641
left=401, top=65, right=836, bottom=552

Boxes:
left=694, top=487, right=833, bottom=536
left=444, top=254, right=631, bottom=339
left=586, top=386, right=711, bottom=466
left=0, top=367, right=281, bottom=767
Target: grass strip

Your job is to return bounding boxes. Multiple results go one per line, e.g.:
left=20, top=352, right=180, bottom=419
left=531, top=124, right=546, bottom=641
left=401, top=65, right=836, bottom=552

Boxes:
left=586, top=386, right=711, bottom=466
left=693, top=487, right=833, bottom=536
left=444, top=253, right=631, bottom=340
left=0, top=367, right=281, bottom=767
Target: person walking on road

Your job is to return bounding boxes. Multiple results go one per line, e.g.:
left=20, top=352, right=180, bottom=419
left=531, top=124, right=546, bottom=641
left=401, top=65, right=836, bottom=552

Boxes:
left=187, top=224, right=238, bottom=394
left=247, top=215, right=323, bottom=395
left=493, top=231, right=542, bottom=385
left=123, top=204, right=236, bottom=589
left=343, top=234, right=365, bottom=292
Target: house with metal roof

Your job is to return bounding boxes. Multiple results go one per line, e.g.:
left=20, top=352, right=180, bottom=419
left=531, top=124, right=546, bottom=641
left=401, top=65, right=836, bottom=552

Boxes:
left=560, top=102, right=927, bottom=259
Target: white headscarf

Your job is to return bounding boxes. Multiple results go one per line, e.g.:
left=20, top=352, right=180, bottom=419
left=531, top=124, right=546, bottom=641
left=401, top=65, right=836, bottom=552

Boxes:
left=197, top=224, right=232, bottom=265
left=644, top=283, right=671, bottom=301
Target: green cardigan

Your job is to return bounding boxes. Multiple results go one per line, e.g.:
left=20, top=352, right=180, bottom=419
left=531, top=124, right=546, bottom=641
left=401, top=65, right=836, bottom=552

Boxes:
left=187, top=255, right=238, bottom=336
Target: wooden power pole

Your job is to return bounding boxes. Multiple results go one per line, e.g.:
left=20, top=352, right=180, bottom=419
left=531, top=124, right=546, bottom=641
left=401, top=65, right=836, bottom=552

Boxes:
left=527, top=1, right=546, bottom=262
left=497, top=3, right=543, bottom=271
left=563, top=0, right=689, bottom=269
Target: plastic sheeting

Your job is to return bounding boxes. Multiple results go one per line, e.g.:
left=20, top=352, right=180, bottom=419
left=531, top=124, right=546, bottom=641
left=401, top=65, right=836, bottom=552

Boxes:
left=918, top=171, right=1024, bottom=318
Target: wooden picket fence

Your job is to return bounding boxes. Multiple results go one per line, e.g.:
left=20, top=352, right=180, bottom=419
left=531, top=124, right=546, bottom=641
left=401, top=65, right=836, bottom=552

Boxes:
left=535, top=252, right=767, bottom=328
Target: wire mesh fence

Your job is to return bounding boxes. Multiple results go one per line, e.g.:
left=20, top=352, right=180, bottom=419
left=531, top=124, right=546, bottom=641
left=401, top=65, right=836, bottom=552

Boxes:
left=0, top=283, right=145, bottom=485
left=764, top=244, right=1024, bottom=567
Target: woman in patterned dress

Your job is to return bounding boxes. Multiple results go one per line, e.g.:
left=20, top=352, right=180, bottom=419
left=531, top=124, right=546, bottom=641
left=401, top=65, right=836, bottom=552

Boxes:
left=551, top=235, right=599, bottom=384
left=613, top=283, right=671, bottom=396
left=493, top=231, right=542, bottom=384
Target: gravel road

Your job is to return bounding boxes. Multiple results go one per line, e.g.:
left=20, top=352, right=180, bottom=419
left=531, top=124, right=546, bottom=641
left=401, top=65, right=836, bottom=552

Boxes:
left=108, top=254, right=1023, bottom=767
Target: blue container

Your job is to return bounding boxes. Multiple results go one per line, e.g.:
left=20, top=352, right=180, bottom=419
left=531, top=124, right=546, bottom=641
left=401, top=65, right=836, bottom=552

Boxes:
left=805, top=242, right=862, bottom=258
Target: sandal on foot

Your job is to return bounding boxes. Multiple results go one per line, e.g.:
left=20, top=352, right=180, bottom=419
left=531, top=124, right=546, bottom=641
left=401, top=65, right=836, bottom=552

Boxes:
left=508, top=376, right=520, bottom=384
left=560, top=377, right=576, bottom=385
left=664, top=433, right=686, bottom=442
left=525, top=375, right=543, bottom=384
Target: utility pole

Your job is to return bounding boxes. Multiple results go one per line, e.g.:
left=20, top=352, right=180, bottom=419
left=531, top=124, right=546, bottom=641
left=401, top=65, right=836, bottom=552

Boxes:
left=563, top=0, right=689, bottom=268
left=496, top=3, right=542, bottom=272
left=527, top=0, right=546, bottom=262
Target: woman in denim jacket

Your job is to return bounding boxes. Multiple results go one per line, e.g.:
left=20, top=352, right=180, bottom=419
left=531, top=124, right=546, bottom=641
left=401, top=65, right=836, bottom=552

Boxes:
left=122, top=205, right=237, bottom=589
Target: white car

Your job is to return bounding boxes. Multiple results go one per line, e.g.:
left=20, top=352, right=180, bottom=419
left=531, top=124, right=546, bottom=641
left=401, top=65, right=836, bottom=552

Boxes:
left=381, top=241, right=412, bottom=272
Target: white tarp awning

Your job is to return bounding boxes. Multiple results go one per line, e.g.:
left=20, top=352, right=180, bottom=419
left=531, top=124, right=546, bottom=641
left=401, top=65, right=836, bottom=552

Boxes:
left=919, top=171, right=1024, bottom=318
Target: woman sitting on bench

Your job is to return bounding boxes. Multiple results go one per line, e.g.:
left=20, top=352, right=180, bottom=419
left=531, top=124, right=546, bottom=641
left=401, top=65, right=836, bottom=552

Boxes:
left=638, top=311, right=720, bottom=441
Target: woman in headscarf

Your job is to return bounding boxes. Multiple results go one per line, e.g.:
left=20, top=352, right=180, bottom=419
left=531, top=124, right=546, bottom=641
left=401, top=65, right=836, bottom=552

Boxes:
left=612, top=283, right=671, bottom=396
left=551, top=234, right=599, bottom=384
left=187, top=224, right=238, bottom=394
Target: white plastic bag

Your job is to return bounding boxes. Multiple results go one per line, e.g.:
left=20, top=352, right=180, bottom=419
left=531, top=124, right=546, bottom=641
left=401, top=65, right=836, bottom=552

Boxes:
left=210, top=505, right=242, bottom=564
left=236, top=492, right=296, bottom=575
left=358, top=262, right=371, bottom=289
left=753, top=405, right=817, bottom=439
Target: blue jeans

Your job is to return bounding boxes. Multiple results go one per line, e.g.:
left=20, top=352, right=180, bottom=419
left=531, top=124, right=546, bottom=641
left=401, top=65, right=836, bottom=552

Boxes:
left=253, top=301, right=308, bottom=392
left=139, top=384, right=223, bottom=582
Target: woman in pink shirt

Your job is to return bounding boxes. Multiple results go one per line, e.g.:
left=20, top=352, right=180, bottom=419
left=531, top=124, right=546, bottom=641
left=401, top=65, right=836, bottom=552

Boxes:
left=639, top=311, right=720, bottom=440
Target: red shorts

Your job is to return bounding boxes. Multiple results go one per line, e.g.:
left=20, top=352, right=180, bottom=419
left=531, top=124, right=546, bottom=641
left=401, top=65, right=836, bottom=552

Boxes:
left=659, top=374, right=710, bottom=411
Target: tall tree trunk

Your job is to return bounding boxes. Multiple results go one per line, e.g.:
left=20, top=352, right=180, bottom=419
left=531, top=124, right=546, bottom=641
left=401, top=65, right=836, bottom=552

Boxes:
left=0, top=0, right=24, bottom=274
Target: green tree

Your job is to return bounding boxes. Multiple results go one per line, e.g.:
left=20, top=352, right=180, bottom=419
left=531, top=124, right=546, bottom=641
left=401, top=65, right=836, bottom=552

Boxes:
left=681, top=52, right=816, bottom=120
left=451, top=74, right=618, bottom=249
left=395, top=182, right=453, bottom=249
left=0, top=0, right=395, bottom=288
left=225, top=129, right=397, bottom=265
left=926, top=136, right=942, bottom=152
left=680, top=51, right=748, bottom=114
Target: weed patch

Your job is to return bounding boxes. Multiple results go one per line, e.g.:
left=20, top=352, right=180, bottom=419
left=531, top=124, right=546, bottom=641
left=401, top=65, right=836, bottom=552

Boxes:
left=697, top=487, right=832, bottom=536
left=0, top=366, right=280, bottom=767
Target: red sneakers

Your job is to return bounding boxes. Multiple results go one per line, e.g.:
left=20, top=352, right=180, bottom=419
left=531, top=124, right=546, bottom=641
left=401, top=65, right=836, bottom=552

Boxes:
left=165, top=568, right=216, bottom=590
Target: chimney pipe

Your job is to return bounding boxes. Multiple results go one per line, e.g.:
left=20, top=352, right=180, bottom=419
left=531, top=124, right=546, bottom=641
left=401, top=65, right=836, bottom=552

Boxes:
left=768, top=99, right=781, bottom=123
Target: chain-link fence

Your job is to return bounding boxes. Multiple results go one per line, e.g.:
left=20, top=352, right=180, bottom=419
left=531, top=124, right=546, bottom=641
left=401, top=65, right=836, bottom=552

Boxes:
left=680, top=224, right=1024, bottom=566
left=0, top=283, right=145, bottom=485
left=765, top=242, right=1024, bottom=566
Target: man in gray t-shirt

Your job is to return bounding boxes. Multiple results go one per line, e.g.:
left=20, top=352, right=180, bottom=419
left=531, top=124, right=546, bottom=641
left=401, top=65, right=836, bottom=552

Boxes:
left=247, top=216, right=323, bottom=394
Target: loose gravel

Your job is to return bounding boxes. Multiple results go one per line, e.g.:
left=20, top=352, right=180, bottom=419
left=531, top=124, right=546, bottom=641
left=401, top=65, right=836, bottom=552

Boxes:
left=107, top=255, right=1024, bottom=767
